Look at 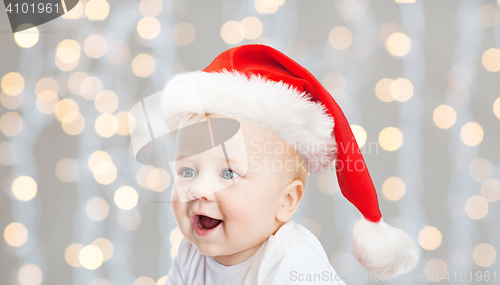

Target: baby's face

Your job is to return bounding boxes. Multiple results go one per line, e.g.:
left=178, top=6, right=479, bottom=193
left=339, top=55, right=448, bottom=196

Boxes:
left=170, top=114, right=296, bottom=265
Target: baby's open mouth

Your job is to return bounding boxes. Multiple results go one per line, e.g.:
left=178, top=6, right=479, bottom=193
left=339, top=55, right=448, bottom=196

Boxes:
left=197, top=214, right=223, bottom=230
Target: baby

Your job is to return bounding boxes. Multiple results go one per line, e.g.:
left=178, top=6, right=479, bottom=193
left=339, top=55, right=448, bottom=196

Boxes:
left=163, top=111, right=344, bottom=284
left=158, top=44, right=420, bottom=284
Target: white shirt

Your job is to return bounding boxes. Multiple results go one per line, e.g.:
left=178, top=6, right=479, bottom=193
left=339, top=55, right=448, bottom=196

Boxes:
left=163, top=219, right=347, bottom=285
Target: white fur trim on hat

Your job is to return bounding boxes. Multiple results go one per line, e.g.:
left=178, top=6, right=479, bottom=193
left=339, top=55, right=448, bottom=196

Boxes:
left=352, top=218, right=421, bottom=277
left=160, top=70, right=337, bottom=173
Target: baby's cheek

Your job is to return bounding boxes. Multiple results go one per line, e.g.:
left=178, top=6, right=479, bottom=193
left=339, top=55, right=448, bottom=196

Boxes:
left=170, top=193, right=184, bottom=220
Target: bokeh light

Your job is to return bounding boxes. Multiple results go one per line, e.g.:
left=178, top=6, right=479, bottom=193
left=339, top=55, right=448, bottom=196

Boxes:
left=146, top=168, right=170, bottom=192
left=241, top=16, right=263, bottom=40
left=433, top=105, right=456, bottom=129
left=385, top=32, right=411, bottom=57
left=1, top=72, right=24, bottom=96
left=116, top=111, right=135, bottom=136
left=68, top=72, right=89, bottom=95
left=378, top=127, right=404, bottom=151
left=140, top=0, right=163, bottom=16
left=494, top=97, right=500, bottom=119
left=481, top=179, right=500, bottom=202
left=418, top=226, right=442, bottom=250
left=56, top=39, right=81, bottom=66
left=170, top=227, right=183, bottom=249
left=95, top=114, right=119, bottom=137
left=390, top=78, right=413, bottom=102
left=328, top=26, right=352, bottom=50
left=132, top=53, right=156, bottom=77
left=36, top=91, right=59, bottom=114
left=93, top=161, right=117, bottom=185
left=88, top=151, right=112, bottom=172
left=322, top=72, right=346, bottom=98
left=4, top=222, right=28, bottom=247
left=55, top=158, right=79, bottom=182
left=55, top=98, right=79, bottom=121
left=61, top=0, right=84, bottom=19
left=465, top=195, right=488, bottom=220
left=18, top=264, right=43, bottom=285
left=300, top=218, right=321, bottom=238
left=1, top=90, right=24, bottom=109
left=92, top=238, right=114, bottom=261
left=86, top=197, right=110, bottom=221
left=379, top=22, right=402, bottom=43
left=446, top=81, right=469, bottom=104
left=62, top=112, right=85, bottom=135
left=114, top=186, right=139, bottom=210
left=80, top=76, right=104, bottom=100
left=316, top=170, right=338, bottom=195
left=137, top=165, right=156, bottom=189
left=482, top=48, right=500, bottom=72
left=350, top=125, right=367, bottom=147
left=65, top=243, right=84, bottom=267
left=0, top=141, right=17, bottom=165
left=11, top=175, right=37, bottom=202
left=478, top=4, right=499, bottom=27
left=172, top=22, right=196, bottom=46
left=60, top=110, right=80, bottom=124
left=117, top=209, right=141, bottom=231
left=35, top=77, right=59, bottom=95
left=473, top=243, right=497, bottom=267
left=137, top=17, right=161, bottom=40
left=424, top=258, right=448, bottom=282
left=134, top=276, right=155, bottom=285
left=79, top=245, right=104, bottom=270
left=156, top=276, right=167, bottom=285
left=95, top=90, right=119, bottom=113
left=84, top=34, right=108, bottom=58
left=85, top=0, right=110, bottom=21
left=382, top=177, right=406, bottom=201
left=460, top=122, right=483, bottom=146
left=375, top=78, right=394, bottom=102
left=14, top=25, right=39, bottom=48
left=221, top=21, right=244, bottom=44
left=254, top=0, right=280, bottom=14
left=469, top=158, right=492, bottom=182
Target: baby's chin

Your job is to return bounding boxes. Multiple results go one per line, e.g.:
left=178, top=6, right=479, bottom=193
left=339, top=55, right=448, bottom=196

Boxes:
left=191, top=240, right=226, bottom=256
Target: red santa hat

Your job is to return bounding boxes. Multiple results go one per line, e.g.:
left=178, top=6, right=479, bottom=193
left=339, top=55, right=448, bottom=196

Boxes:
left=160, top=43, right=420, bottom=276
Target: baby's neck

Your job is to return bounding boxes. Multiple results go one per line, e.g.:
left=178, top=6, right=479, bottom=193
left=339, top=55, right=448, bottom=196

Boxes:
left=212, top=242, right=263, bottom=266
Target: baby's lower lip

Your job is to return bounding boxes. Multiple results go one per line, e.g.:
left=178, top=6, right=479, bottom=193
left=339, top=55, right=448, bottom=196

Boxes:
left=192, top=215, right=222, bottom=236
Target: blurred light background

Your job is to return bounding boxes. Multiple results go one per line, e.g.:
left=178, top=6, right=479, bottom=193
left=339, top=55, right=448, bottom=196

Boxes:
left=1, top=0, right=500, bottom=284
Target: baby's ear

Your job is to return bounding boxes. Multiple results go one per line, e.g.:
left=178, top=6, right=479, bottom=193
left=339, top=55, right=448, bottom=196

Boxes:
left=275, top=180, right=304, bottom=222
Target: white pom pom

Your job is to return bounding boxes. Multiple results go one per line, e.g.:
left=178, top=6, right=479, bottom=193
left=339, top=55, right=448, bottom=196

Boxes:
left=352, top=218, right=420, bottom=277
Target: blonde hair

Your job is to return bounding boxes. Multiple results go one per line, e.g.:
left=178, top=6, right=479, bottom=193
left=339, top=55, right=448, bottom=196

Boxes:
left=175, top=112, right=308, bottom=187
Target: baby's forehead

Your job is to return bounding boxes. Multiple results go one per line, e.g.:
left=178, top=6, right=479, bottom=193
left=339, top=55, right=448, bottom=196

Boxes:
left=178, top=113, right=294, bottom=159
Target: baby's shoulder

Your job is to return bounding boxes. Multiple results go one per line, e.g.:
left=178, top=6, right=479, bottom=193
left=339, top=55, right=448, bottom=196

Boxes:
left=267, top=221, right=332, bottom=266
left=275, top=221, right=328, bottom=255
left=262, top=224, right=345, bottom=285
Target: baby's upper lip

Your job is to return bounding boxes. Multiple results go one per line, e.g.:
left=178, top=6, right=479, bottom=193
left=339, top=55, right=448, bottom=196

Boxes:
left=191, top=212, right=222, bottom=221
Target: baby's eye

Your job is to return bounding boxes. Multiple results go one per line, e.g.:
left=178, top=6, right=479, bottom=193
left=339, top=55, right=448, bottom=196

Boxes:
left=182, top=168, right=196, bottom=178
left=221, top=169, right=240, bottom=180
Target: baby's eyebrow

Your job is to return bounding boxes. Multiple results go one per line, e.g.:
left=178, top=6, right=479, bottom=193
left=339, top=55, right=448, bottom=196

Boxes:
left=174, top=154, right=189, bottom=161
left=216, top=157, right=234, bottom=169
left=217, top=157, right=248, bottom=170
left=173, top=155, right=242, bottom=168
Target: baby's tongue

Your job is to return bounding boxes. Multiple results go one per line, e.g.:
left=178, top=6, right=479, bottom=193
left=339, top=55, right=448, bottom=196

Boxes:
left=199, top=215, right=222, bottom=229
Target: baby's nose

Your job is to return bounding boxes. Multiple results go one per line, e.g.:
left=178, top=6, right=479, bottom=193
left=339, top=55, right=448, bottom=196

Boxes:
left=187, top=174, right=220, bottom=201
